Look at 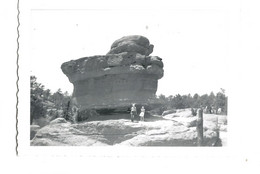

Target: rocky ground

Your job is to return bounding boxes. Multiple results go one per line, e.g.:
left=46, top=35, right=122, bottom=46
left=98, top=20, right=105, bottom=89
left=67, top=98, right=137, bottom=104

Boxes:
left=30, top=109, right=227, bottom=146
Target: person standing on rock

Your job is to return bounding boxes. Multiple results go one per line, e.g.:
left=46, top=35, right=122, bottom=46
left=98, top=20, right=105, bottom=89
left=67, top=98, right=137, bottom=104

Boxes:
left=139, top=106, right=145, bottom=121
left=130, top=103, right=137, bottom=122
left=71, top=105, right=79, bottom=123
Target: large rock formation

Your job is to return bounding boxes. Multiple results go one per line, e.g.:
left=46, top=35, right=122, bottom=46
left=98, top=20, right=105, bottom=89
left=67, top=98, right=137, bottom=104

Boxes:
left=61, top=35, right=164, bottom=110
left=31, top=111, right=226, bottom=146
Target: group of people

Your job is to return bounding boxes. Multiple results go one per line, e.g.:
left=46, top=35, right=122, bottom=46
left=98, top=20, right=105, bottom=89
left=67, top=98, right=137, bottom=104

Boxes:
left=203, top=105, right=222, bottom=114
left=130, top=104, right=145, bottom=122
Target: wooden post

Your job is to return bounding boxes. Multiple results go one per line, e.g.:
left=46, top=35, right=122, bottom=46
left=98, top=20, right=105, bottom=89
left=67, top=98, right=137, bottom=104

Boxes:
left=196, top=108, right=203, bottom=146
left=213, top=115, right=222, bottom=146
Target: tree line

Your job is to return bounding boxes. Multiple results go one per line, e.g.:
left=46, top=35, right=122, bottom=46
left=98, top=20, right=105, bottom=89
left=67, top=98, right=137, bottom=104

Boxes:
left=30, top=76, right=72, bottom=125
left=155, top=89, right=227, bottom=114
left=30, top=75, right=228, bottom=125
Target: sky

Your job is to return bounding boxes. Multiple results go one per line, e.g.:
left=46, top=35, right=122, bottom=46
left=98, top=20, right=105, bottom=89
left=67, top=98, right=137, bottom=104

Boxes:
left=30, top=8, right=230, bottom=96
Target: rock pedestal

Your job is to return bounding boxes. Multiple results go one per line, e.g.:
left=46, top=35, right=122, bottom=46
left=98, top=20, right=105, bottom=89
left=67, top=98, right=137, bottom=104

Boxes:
left=61, top=35, right=164, bottom=110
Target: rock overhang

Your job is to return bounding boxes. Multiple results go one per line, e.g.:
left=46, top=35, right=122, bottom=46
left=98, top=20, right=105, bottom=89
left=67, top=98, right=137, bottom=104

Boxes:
left=61, top=35, right=164, bottom=110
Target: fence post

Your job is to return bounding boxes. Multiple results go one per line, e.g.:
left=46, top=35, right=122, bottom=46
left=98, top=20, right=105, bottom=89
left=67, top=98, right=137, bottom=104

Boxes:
left=197, top=108, right=203, bottom=146
left=212, top=115, right=222, bottom=146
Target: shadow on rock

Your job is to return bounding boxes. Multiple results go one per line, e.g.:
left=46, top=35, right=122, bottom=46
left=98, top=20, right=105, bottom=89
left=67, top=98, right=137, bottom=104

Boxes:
left=73, top=120, right=144, bottom=145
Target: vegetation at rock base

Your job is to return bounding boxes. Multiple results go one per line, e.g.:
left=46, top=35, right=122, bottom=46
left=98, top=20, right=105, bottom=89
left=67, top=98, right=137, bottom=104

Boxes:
left=30, top=75, right=228, bottom=126
left=30, top=76, right=73, bottom=126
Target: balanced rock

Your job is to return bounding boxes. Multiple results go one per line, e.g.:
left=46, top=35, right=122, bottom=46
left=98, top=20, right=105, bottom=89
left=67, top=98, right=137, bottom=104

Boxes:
left=108, top=35, right=154, bottom=56
left=61, top=35, right=164, bottom=111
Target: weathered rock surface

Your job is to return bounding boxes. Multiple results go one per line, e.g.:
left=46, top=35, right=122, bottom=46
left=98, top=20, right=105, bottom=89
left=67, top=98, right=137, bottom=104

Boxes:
left=163, top=109, right=198, bottom=127
left=31, top=111, right=227, bottom=146
left=108, top=35, right=154, bottom=55
left=30, top=125, right=40, bottom=140
left=162, top=109, right=177, bottom=116
left=49, top=118, right=67, bottom=125
left=61, top=35, right=164, bottom=111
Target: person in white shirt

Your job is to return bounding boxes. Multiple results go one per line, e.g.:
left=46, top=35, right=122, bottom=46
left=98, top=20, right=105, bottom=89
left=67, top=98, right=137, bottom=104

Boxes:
left=139, top=106, right=145, bottom=122
left=130, top=103, right=137, bottom=122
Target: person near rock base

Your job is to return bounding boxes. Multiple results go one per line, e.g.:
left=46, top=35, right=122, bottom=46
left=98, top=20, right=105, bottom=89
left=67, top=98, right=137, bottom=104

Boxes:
left=191, top=108, right=197, bottom=116
left=130, top=104, right=137, bottom=122
left=139, top=106, right=145, bottom=121
left=208, top=105, right=212, bottom=114
left=71, top=105, right=79, bottom=123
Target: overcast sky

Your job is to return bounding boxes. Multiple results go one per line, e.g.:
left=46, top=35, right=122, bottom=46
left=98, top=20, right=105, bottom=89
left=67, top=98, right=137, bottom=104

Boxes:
left=30, top=9, right=230, bottom=96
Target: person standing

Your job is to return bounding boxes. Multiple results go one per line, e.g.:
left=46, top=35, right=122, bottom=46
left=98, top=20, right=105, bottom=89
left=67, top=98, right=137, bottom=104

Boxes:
left=130, top=104, right=137, bottom=122
left=139, top=106, right=145, bottom=121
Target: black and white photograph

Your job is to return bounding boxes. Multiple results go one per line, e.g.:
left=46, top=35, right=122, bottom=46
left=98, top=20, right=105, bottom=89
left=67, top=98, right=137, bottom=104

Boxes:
left=29, top=7, right=228, bottom=147
left=2, top=0, right=260, bottom=173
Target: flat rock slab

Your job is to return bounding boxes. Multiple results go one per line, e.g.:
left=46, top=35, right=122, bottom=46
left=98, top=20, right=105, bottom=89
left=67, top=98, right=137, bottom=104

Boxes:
left=31, top=113, right=226, bottom=146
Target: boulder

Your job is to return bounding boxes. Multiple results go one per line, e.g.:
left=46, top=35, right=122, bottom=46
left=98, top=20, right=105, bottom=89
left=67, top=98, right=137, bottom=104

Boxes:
left=50, top=118, right=67, bottom=125
left=162, top=109, right=177, bottom=116
left=163, top=109, right=193, bottom=119
left=108, top=35, right=154, bottom=56
left=61, top=35, right=164, bottom=111
left=108, top=42, right=153, bottom=56
left=111, top=35, right=150, bottom=49
left=31, top=121, right=109, bottom=146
